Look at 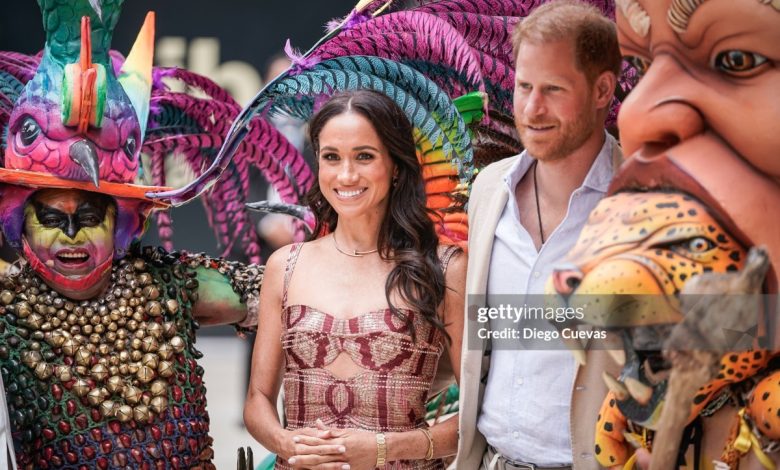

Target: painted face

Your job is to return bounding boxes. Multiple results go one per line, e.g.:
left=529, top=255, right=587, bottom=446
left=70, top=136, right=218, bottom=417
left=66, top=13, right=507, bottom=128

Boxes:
left=317, top=112, right=396, bottom=221
left=616, top=0, right=780, bottom=180
left=23, top=189, right=115, bottom=300
left=513, top=39, right=603, bottom=161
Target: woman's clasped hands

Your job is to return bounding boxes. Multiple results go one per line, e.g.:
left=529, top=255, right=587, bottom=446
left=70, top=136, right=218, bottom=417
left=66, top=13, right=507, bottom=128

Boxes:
left=285, top=419, right=379, bottom=470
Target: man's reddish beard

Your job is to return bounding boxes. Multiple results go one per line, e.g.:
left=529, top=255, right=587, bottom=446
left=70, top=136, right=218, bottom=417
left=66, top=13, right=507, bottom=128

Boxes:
left=22, top=238, right=113, bottom=294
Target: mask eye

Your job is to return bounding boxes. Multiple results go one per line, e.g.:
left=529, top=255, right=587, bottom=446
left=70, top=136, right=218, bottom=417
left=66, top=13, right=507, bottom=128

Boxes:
left=667, top=236, right=716, bottom=256
left=686, top=237, right=715, bottom=253
left=123, top=136, right=137, bottom=160
left=624, top=55, right=651, bottom=78
left=714, top=50, right=768, bottom=76
left=19, top=116, right=41, bottom=147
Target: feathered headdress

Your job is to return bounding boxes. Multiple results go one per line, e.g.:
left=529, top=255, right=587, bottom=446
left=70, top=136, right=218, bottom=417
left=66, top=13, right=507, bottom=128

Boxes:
left=146, top=0, right=635, bottom=250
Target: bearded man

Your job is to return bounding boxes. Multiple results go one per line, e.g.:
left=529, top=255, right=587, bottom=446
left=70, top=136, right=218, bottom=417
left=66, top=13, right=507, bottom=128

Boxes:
left=456, top=1, right=623, bottom=469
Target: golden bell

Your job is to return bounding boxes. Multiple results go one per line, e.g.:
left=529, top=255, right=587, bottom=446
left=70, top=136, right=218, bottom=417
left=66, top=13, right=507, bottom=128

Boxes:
left=16, top=301, right=32, bottom=318
left=72, top=379, right=90, bottom=397
left=162, top=322, right=177, bottom=338
left=133, top=404, right=151, bottom=423
left=87, top=387, right=107, bottom=406
left=138, top=273, right=153, bottom=287
left=157, top=343, right=174, bottom=360
left=100, top=400, right=116, bottom=418
left=62, top=338, right=79, bottom=356
left=141, top=353, right=158, bottom=369
left=75, top=347, right=92, bottom=367
left=106, top=376, right=124, bottom=394
left=124, top=385, right=142, bottom=404
left=91, top=364, right=109, bottom=382
left=21, top=350, right=43, bottom=368
left=0, top=290, right=14, bottom=305
left=26, top=313, right=44, bottom=330
left=116, top=405, right=133, bottom=423
left=34, top=362, right=53, bottom=380
left=143, top=285, right=160, bottom=300
left=56, top=365, right=72, bottom=382
left=150, top=396, right=168, bottom=414
left=165, top=299, right=179, bottom=315
left=157, top=361, right=174, bottom=378
left=147, top=323, right=163, bottom=339
left=137, top=365, right=155, bottom=383
left=150, top=379, right=168, bottom=397
left=170, top=336, right=185, bottom=353
left=142, top=336, right=159, bottom=353
left=146, top=301, right=163, bottom=317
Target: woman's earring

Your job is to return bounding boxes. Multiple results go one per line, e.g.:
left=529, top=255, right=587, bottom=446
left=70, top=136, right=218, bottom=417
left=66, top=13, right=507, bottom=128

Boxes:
left=392, top=176, right=399, bottom=187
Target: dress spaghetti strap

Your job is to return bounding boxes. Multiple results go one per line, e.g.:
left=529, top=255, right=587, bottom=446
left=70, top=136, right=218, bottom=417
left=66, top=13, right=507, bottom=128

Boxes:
left=439, top=244, right=460, bottom=276
left=281, top=243, right=304, bottom=309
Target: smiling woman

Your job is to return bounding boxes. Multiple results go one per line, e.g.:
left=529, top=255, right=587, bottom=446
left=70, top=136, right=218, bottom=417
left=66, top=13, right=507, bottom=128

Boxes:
left=244, top=90, right=467, bottom=470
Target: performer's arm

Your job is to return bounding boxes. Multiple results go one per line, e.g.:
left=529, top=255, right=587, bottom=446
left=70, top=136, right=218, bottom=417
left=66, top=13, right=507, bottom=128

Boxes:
left=191, top=266, right=249, bottom=325
left=176, top=251, right=262, bottom=330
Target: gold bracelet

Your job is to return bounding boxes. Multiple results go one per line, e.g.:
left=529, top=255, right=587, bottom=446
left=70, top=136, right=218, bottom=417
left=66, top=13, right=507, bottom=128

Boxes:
left=418, top=428, right=434, bottom=460
left=375, top=432, right=387, bottom=467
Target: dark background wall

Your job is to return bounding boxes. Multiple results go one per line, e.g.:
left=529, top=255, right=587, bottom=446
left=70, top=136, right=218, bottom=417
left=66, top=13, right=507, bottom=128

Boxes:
left=0, top=0, right=355, bottom=258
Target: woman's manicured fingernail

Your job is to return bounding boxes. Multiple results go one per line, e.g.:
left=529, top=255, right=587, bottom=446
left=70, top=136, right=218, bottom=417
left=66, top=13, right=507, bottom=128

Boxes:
left=341, top=465, right=350, bottom=470
left=338, top=446, right=346, bottom=453
left=288, top=457, right=296, bottom=465
left=292, top=436, right=300, bottom=443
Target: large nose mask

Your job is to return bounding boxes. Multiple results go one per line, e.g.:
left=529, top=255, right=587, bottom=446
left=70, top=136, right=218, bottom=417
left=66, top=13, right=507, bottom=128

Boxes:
left=31, top=200, right=109, bottom=240
left=617, top=55, right=706, bottom=159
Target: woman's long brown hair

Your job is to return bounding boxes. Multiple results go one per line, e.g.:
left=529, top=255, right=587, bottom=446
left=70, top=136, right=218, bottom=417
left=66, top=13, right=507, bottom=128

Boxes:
left=304, top=90, right=449, bottom=342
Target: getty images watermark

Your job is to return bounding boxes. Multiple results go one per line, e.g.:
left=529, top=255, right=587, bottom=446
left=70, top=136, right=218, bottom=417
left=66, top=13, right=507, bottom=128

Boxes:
left=474, top=302, right=605, bottom=342
left=467, top=294, right=777, bottom=351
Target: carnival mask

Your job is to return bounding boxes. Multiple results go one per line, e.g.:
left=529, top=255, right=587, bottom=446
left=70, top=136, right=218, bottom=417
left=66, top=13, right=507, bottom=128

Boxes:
left=23, top=189, right=115, bottom=300
left=615, top=0, right=780, bottom=181
left=550, top=191, right=748, bottom=428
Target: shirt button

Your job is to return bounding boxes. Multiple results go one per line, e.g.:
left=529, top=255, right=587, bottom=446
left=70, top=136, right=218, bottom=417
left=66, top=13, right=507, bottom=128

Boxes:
left=533, top=271, right=541, bottom=278
left=513, top=431, right=519, bottom=439
left=515, top=377, right=524, bottom=386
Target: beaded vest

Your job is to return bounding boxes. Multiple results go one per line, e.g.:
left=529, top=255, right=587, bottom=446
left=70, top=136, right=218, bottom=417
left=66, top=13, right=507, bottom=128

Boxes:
left=0, top=246, right=257, bottom=470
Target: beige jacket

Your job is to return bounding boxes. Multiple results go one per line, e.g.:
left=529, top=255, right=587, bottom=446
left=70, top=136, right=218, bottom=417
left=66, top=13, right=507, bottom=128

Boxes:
left=455, top=146, right=623, bottom=470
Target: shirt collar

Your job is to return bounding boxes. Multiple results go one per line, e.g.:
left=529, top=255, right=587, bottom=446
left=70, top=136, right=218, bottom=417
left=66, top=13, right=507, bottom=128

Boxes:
left=502, top=130, right=616, bottom=195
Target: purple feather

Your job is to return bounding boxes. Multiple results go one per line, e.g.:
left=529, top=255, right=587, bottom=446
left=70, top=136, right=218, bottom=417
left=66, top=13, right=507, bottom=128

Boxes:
left=330, top=11, right=485, bottom=88
left=0, top=52, right=39, bottom=82
left=437, top=13, right=518, bottom=65
left=284, top=40, right=322, bottom=73
left=415, top=0, right=547, bottom=17
left=325, top=9, right=373, bottom=33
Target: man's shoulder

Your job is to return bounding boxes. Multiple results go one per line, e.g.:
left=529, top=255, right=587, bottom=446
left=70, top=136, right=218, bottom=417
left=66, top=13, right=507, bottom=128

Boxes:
left=472, top=156, right=520, bottom=194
